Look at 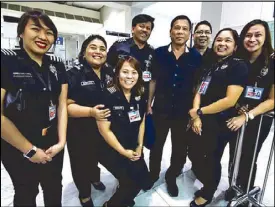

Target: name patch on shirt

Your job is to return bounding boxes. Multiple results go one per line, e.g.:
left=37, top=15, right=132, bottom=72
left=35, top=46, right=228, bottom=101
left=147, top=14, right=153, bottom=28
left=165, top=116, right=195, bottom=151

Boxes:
left=13, top=72, right=33, bottom=78
left=113, top=106, right=124, bottom=110
left=81, top=81, right=95, bottom=86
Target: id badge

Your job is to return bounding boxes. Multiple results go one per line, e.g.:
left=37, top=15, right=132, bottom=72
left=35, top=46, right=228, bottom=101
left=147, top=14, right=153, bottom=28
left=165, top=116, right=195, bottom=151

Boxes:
left=49, top=104, right=56, bottom=121
left=142, top=71, right=152, bottom=82
left=128, top=110, right=141, bottom=122
left=244, top=86, right=264, bottom=100
left=198, top=76, right=211, bottom=95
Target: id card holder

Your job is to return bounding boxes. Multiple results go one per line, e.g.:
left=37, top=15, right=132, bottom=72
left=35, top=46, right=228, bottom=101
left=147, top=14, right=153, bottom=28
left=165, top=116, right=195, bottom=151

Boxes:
left=142, top=71, right=152, bottom=82
left=128, top=110, right=141, bottom=122
left=49, top=101, right=56, bottom=121
left=244, top=86, right=264, bottom=100
left=198, top=76, right=212, bottom=95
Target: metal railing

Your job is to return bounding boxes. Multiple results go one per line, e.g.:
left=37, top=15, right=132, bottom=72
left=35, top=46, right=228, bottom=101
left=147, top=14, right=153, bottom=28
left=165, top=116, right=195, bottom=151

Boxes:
left=228, top=111, right=274, bottom=207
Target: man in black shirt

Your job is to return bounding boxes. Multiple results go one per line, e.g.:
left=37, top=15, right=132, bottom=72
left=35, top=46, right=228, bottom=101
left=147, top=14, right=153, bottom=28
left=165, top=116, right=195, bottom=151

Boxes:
left=147, top=15, right=202, bottom=197
left=107, top=14, right=155, bottom=97
left=193, top=20, right=212, bottom=56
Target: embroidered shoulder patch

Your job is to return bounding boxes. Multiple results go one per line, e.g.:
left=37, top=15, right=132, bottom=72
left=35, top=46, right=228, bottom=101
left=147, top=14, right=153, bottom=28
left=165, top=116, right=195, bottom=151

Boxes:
left=107, top=86, right=116, bottom=94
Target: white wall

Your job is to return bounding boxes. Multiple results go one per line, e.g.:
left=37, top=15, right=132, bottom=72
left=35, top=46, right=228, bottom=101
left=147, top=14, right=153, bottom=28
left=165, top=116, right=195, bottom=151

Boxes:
left=220, top=2, right=274, bottom=30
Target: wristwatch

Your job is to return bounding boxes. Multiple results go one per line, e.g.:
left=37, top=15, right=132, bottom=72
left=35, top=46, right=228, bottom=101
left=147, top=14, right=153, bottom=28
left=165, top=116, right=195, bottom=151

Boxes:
left=248, top=112, right=255, bottom=120
left=197, top=108, right=203, bottom=117
left=23, top=146, right=37, bottom=159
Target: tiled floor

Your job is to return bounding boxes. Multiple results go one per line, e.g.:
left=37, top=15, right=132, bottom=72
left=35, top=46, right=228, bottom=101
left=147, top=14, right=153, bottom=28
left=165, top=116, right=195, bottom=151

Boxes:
left=1, top=123, right=274, bottom=206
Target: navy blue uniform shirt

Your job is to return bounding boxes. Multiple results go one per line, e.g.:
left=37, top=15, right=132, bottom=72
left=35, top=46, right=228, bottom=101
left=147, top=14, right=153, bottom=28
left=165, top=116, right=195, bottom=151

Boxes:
left=199, top=56, right=248, bottom=120
left=152, top=44, right=202, bottom=118
left=237, top=54, right=274, bottom=109
left=66, top=60, right=114, bottom=131
left=67, top=60, right=114, bottom=107
left=1, top=48, right=67, bottom=147
left=107, top=38, right=155, bottom=92
left=102, top=87, right=146, bottom=150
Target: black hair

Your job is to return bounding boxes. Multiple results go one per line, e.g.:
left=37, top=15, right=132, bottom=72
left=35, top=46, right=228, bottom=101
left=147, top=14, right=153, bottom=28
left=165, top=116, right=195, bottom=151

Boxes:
left=204, top=28, right=239, bottom=65
left=170, top=15, right=192, bottom=31
left=194, top=20, right=212, bottom=33
left=17, top=10, right=58, bottom=48
left=236, top=19, right=273, bottom=66
left=78, top=34, right=107, bottom=63
left=211, top=28, right=239, bottom=49
left=132, top=14, right=155, bottom=30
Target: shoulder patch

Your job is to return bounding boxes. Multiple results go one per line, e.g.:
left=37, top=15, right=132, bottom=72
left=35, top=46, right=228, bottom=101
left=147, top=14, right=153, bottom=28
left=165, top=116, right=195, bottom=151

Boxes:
left=107, top=86, right=117, bottom=94
left=117, top=38, right=127, bottom=43
left=73, top=59, right=82, bottom=70
left=270, top=53, right=274, bottom=59
left=46, top=53, right=63, bottom=62
left=1, top=48, right=17, bottom=56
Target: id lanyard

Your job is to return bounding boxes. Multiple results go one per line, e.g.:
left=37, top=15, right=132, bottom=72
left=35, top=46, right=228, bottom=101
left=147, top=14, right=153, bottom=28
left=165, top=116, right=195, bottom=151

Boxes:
left=31, top=66, right=53, bottom=106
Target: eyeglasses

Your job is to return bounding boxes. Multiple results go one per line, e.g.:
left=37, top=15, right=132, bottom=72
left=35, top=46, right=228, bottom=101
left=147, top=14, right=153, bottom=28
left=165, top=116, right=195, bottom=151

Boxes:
left=195, top=30, right=212, bottom=35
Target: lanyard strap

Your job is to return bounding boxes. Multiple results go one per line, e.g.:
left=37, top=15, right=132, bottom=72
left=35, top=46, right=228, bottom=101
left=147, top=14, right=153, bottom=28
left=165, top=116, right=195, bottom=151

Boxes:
left=31, top=67, right=52, bottom=92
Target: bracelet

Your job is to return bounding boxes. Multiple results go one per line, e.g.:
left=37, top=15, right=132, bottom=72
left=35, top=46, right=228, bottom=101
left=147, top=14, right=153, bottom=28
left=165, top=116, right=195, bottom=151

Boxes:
left=244, top=112, right=249, bottom=122
left=89, top=108, right=93, bottom=117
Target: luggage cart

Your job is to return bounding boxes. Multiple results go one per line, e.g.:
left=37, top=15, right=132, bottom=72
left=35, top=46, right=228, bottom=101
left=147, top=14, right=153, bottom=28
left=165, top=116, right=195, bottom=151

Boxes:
left=227, top=111, right=274, bottom=207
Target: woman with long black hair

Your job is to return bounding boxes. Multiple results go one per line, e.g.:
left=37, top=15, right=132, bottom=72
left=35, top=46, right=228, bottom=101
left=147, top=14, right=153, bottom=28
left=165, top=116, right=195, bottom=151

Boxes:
left=226, top=20, right=274, bottom=201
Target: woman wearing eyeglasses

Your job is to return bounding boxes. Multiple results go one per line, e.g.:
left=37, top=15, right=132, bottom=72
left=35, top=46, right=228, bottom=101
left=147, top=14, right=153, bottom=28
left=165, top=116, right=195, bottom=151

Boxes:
left=66, top=35, right=113, bottom=206
left=226, top=20, right=274, bottom=202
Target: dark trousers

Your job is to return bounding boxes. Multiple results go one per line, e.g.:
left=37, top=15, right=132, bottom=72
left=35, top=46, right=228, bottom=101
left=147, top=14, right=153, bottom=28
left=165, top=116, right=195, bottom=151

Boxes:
left=149, top=114, right=189, bottom=180
left=67, top=119, right=101, bottom=199
left=1, top=139, right=64, bottom=207
left=99, top=149, right=150, bottom=206
left=228, top=116, right=273, bottom=191
left=188, top=115, right=235, bottom=200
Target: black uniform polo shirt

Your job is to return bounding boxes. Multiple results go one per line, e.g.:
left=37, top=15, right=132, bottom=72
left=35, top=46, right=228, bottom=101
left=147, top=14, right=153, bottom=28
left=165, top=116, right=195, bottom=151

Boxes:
left=237, top=55, right=274, bottom=109
left=107, top=37, right=155, bottom=91
left=152, top=44, right=202, bottom=118
left=66, top=60, right=114, bottom=132
left=102, top=87, right=146, bottom=150
left=199, top=56, right=248, bottom=119
left=67, top=60, right=114, bottom=107
left=1, top=48, right=67, bottom=145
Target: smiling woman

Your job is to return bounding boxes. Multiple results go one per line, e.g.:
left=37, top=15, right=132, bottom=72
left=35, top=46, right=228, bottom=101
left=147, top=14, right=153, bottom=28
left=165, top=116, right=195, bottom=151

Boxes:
left=66, top=34, right=113, bottom=206
left=187, top=28, right=248, bottom=207
left=96, top=56, right=151, bottom=207
left=1, top=10, right=68, bottom=206
left=17, top=11, right=58, bottom=64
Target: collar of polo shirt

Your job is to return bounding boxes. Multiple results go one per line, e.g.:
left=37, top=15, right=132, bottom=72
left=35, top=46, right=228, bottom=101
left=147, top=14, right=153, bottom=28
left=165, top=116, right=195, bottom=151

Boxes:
left=168, top=43, right=190, bottom=53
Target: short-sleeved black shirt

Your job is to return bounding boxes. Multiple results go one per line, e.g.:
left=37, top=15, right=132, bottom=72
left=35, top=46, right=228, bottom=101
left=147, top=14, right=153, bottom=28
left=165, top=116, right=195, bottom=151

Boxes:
left=67, top=60, right=114, bottom=107
left=199, top=56, right=248, bottom=119
left=237, top=55, right=274, bottom=109
left=1, top=48, right=67, bottom=145
left=152, top=44, right=202, bottom=118
left=66, top=60, right=114, bottom=132
left=102, top=87, right=146, bottom=150
left=107, top=38, right=155, bottom=92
